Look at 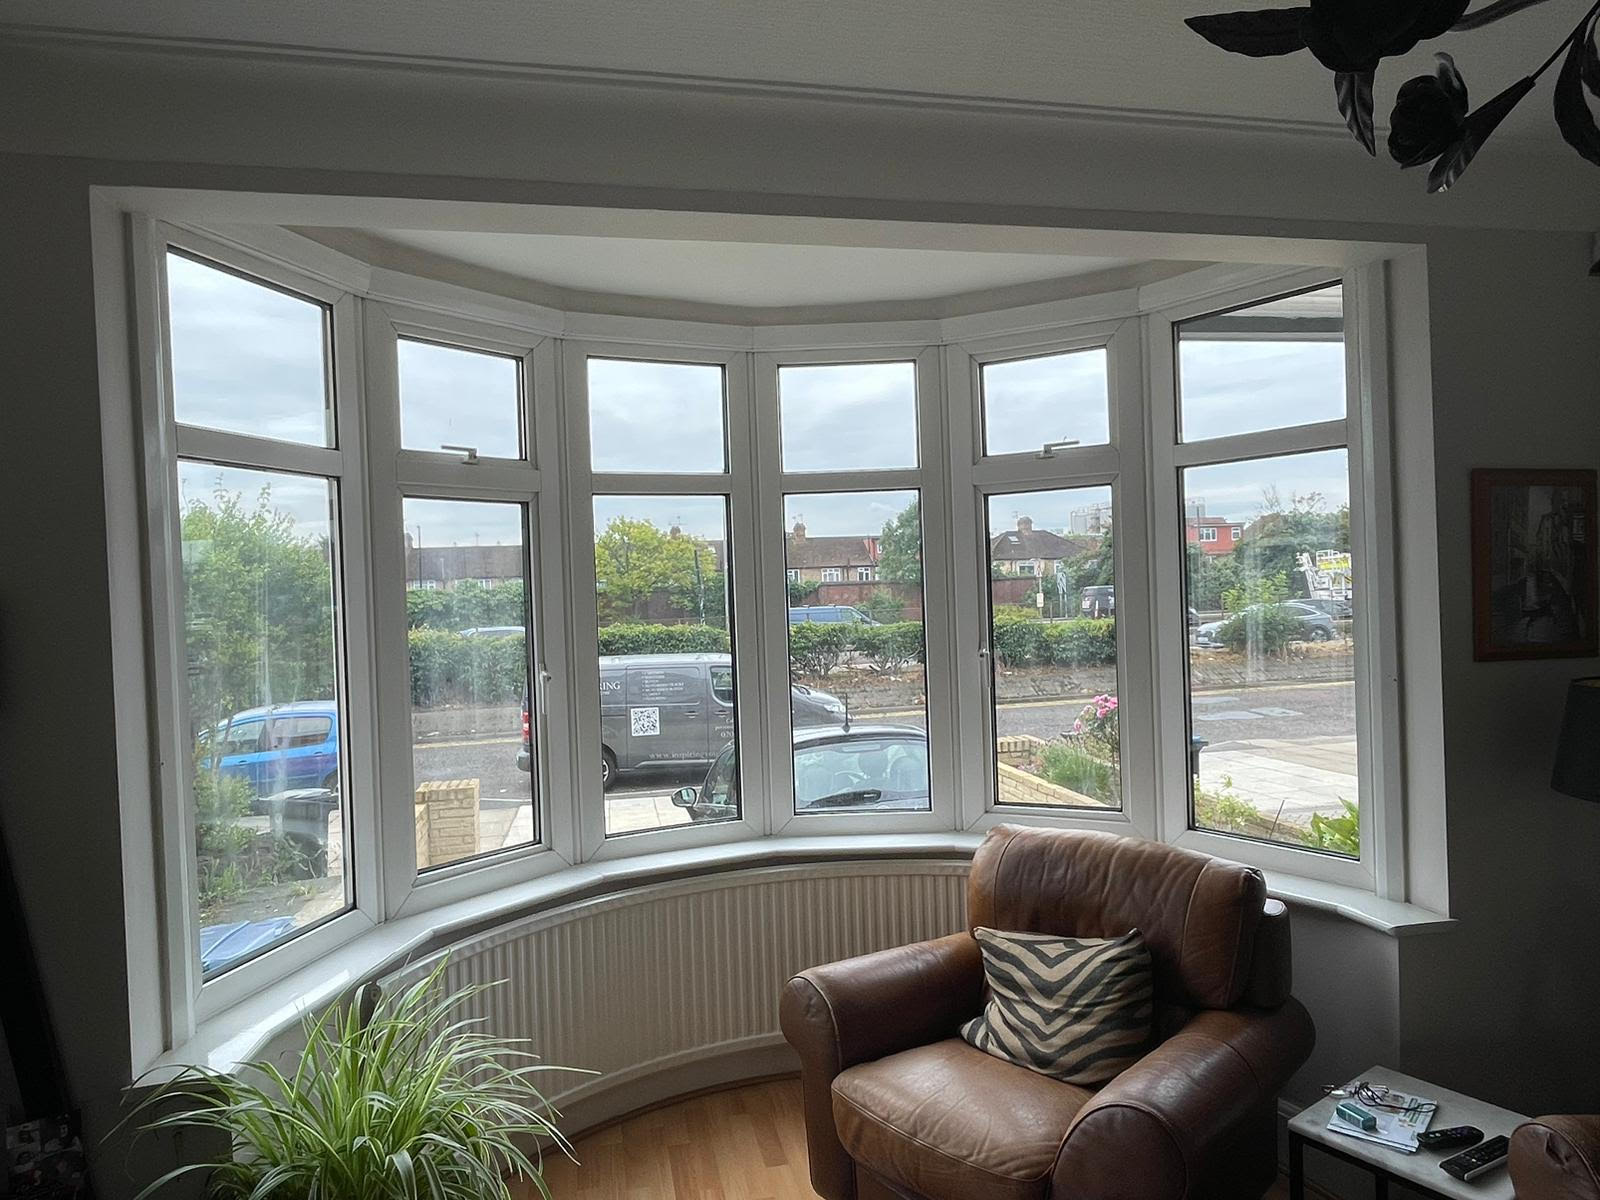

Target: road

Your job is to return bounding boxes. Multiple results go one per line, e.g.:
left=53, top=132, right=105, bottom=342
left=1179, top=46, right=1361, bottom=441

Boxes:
left=411, top=679, right=1356, bottom=809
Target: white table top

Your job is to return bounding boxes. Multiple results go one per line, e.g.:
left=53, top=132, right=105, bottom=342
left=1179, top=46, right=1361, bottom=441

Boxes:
left=1288, top=1066, right=1528, bottom=1200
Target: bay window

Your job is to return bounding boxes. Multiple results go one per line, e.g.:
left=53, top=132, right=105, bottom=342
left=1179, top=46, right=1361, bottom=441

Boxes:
left=124, top=218, right=1411, bottom=1041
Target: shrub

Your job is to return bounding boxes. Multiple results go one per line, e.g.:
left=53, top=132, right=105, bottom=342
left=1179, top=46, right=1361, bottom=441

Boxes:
left=597, top=622, right=730, bottom=656
left=851, top=622, right=924, bottom=672
left=1039, top=742, right=1118, bottom=805
left=1215, top=604, right=1305, bottom=655
left=1041, top=619, right=1117, bottom=667
left=1193, top=777, right=1266, bottom=835
left=1307, top=797, right=1361, bottom=857
left=788, top=623, right=851, bottom=677
left=408, top=630, right=527, bottom=708
left=991, top=611, right=1046, bottom=667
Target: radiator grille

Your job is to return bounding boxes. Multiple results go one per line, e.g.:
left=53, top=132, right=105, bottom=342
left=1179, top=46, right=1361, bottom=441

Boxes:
left=397, top=861, right=968, bottom=1103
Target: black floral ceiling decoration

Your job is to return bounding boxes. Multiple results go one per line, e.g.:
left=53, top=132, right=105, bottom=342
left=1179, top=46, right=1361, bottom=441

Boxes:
left=1187, top=0, right=1600, bottom=272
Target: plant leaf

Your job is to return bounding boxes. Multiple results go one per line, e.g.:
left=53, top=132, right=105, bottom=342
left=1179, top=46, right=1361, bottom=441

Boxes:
left=1336, top=69, right=1377, bottom=154
left=1186, top=8, right=1310, bottom=56
left=1589, top=255, right=1600, bottom=276
left=1583, top=20, right=1600, bottom=97
left=1556, top=17, right=1600, bottom=167
left=1427, top=75, right=1535, bottom=192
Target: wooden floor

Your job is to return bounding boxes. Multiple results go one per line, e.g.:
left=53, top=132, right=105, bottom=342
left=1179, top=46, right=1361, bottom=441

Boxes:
left=521, top=1078, right=1307, bottom=1199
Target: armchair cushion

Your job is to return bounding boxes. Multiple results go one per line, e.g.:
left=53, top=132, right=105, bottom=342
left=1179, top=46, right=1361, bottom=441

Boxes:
left=959, top=927, right=1153, bottom=1085
left=832, top=1038, right=1092, bottom=1200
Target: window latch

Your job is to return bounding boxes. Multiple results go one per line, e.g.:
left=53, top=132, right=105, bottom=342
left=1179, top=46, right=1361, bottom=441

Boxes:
left=440, top=443, right=480, bottom=464
left=1037, top=439, right=1080, bottom=460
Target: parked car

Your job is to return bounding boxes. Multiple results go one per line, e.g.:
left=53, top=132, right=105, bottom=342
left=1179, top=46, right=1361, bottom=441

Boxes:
left=1300, top=596, right=1353, bottom=620
left=788, top=605, right=880, bottom=625
left=459, top=625, right=525, bottom=639
left=672, top=724, right=930, bottom=822
left=197, top=700, right=340, bottom=797
left=1080, top=585, right=1115, bottom=617
left=1193, top=601, right=1337, bottom=648
left=515, top=653, right=846, bottom=789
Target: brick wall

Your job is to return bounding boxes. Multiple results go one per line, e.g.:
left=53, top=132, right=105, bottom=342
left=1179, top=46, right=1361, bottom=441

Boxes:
left=414, top=779, right=480, bottom=868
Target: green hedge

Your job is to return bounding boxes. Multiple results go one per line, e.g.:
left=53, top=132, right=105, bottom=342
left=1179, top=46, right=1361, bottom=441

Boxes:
left=849, top=623, right=924, bottom=672
left=408, top=630, right=527, bottom=708
left=992, top=613, right=1116, bottom=668
left=597, top=623, right=730, bottom=656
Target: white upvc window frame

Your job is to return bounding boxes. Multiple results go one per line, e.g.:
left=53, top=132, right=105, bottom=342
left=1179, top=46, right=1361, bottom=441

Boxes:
left=362, top=300, right=576, bottom=915
left=752, top=345, right=961, bottom=837
left=130, top=221, right=383, bottom=1037
left=117, top=206, right=1421, bottom=1060
left=562, top=339, right=768, bottom=859
left=945, top=318, right=1158, bottom=840
left=1146, top=266, right=1400, bottom=895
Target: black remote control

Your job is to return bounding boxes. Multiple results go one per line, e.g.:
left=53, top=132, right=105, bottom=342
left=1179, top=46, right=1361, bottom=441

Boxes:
left=1440, top=1134, right=1509, bottom=1181
left=1418, top=1125, right=1483, bottom=1150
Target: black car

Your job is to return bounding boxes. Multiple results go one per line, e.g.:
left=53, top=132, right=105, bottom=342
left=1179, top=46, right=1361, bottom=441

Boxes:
left=671, top=724, right=931, bottom=823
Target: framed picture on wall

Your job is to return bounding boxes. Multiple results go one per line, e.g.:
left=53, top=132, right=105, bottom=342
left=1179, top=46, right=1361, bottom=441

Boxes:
left=1471, top=468, right=1598, bottom=661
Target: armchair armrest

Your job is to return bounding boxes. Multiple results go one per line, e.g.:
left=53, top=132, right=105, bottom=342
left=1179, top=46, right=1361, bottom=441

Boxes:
left=1051, top=1001, right=1315, bottom=1200
left=780, top=933, right=984, bottom=1200
left=1511, top=1115, right=1600, bottom=1200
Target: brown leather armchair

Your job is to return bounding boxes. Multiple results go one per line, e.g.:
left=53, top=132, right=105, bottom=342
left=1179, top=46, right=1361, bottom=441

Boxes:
left=780, top=825, right=1315, bottom=1200
left=1510, top=1116, right=1600, bottom=1199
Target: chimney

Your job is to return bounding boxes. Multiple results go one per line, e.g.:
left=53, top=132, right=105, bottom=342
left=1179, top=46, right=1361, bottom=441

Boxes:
left=792, top=521, right=806, bottom=543
left=1017, top=516, right=1033, bottom=533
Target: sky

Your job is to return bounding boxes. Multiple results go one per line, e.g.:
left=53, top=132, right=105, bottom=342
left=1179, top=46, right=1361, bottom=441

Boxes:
left=167, top=256, right=1351, bottom=547
left=168, top=252, right=331, bottom=446
left=982, top=348, right=1109, bottom=455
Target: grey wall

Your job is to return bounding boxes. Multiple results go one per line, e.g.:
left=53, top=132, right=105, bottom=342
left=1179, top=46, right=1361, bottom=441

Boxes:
left=1, top=35, right=1598, bottom=1198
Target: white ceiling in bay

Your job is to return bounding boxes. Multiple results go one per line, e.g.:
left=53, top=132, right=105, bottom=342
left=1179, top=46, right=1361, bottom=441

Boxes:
left=347, top=229, right=1146, bottom=307
left=0, top=0, right=1575, bottom=141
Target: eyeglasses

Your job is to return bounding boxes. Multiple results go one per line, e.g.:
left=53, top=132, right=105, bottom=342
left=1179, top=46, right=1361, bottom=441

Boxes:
left=1323, top=1081, right=1438, bottom=1117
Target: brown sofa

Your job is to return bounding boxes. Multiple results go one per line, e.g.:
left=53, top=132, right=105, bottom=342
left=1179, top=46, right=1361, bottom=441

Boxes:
left=1511, top=1116, right=1600, bottom=1199
left=780, top=825, right=1315, bottom=1200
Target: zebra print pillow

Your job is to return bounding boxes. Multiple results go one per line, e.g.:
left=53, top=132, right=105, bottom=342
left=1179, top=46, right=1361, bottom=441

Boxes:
left=960, top=927, right=1153, bottom=1085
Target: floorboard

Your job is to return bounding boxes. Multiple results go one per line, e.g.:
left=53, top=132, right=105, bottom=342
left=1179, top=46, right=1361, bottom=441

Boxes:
left=517, top=1078, right=1318, bottom=1199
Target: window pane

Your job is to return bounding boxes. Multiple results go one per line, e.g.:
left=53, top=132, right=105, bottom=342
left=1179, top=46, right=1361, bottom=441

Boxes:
left=984, top=488, right=1120, bottom=810
left=784, top=491, right=928, bottom=814
left=592, top=495, right=737, bottom=834
left=167, top=252, right=332, bottom=446
left=1183, top=448, right=1358, bottom=856
left=178, top=462, right=347, bottom=975
left=404, top=498, right=535, bottom=870
left=399, top=339, right=522, bottom=459
left=779, top=362, right=918, bottom=472
left=981, top=349, right=1110, bottom=457
left=1177, top=283, right=1345, bottom=443
left=588, top=359, right=726, bottom=474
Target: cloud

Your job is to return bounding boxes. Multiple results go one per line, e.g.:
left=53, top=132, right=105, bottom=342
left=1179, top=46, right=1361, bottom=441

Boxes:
left=588, top=358, right=726, bottom=473
left=982, top=349, right=1109, bottom=456
left=779, top=362, right=919, bottom=471
left=1178, top=340, right=1345, bottom=443
left=399, top=340, right=521, bottom=458
left=168, top=253, right=331, bottom=446
left=1183, top=449, right=1350, bottom=522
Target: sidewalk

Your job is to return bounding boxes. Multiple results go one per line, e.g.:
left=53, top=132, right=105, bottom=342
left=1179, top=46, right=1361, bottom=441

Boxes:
left=1197, top=735, right=1357, bottom=825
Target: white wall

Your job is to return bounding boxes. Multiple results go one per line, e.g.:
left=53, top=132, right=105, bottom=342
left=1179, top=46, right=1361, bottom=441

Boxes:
left=1, top=34, right=1598, bottom=1197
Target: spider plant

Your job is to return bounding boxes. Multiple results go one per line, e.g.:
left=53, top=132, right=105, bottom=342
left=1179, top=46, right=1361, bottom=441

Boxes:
left=117, top=961, right=588, bottom=1200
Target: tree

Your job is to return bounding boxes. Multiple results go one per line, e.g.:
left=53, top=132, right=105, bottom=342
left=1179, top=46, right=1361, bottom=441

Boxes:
left=876, top=500, right=922, bottom=584
left=181, top=482, right=337, bottom=734
left=593, top=517, right=705, bottom=624
left=1234, top=490, right=1348, bottom=598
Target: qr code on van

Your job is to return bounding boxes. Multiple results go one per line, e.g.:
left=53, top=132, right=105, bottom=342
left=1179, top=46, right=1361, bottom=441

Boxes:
left=630, top=707, right=661, bottom=737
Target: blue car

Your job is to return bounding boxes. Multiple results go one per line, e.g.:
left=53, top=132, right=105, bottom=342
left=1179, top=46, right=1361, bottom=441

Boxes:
left=198, top=700, right=341, bottom=797
left=787, top=605, right=880, bottom=625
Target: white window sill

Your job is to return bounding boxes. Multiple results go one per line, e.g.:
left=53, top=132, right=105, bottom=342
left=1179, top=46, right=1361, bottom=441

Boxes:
left=149, top=832, right=1450, bottom=1077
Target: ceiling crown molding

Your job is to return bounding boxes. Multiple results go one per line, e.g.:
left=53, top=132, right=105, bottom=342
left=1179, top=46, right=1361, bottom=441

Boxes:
left=0, top=19, right=1362, bottom=142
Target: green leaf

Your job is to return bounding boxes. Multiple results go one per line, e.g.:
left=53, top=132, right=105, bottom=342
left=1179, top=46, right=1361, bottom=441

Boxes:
left=1555, top=16, right=1600, bottom=167
left=1186, top=8, right=1311, bottom=56
left=1335, top=69, right=1377, bottom=154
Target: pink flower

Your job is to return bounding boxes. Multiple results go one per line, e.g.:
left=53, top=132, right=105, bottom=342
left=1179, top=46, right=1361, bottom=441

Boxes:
left=1073, top=719, right=1084, bottom=734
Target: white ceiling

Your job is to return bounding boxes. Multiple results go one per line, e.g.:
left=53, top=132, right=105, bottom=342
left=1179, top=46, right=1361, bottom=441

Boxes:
left=348, top=229, right=1144, bottom=307
left=0, top=0, right=1576, bottom=142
